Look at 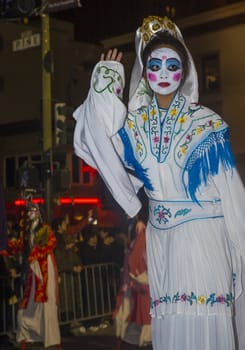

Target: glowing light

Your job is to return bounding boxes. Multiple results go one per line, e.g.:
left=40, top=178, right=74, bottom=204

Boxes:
left=73, top=197, right=99, bottom=204
left=14, top=198, right=44, bottom=206
left=14, top=199, right=26, bottom=206
left=14, top=197, right=100, bottom=207
left=32, top=198, right=45, bottom=205
left=81, top=165, right=96, bottom=174
left=58, top=197, right=73, bottom=205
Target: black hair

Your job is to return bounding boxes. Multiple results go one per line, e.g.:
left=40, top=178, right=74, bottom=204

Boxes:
left=142, top=31, right=189, bottom=86
left=51, top=217, right=66, bottom=232
left=82, top=224, right=98, bottom=242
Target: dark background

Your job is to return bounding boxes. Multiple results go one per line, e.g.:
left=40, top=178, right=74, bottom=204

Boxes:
left=54, top=0, right=240, bottom=43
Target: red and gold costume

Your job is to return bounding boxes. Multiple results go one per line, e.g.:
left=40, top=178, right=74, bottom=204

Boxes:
left=19, top=225, right=59, bottom=308
left=16, top=205, right=61, bottom=349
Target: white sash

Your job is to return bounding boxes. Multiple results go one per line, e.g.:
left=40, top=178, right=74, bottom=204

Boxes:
left=148, top=198, right=223, bottom=230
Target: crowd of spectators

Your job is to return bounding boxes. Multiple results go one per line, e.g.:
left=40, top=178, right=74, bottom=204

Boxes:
left=0, top=199, right=153, bottom=349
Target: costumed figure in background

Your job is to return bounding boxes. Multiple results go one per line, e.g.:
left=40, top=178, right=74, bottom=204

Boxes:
left=113, top=219, right=151, bottom=348
left=16, top=203, right=61, bottom=350
left=73, top=15, right=245, bottom=350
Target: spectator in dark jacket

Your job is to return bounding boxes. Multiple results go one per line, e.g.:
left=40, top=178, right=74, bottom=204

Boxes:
left=77, top=224, right=100, bottom=265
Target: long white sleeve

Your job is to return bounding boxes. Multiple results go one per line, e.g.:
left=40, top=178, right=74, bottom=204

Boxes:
left=73, top=61, right=142, bottom=217
left=213, top=168, right=245, bottom=253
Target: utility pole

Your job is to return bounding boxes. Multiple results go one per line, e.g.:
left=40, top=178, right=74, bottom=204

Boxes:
left=41, top=11, right=53, bottom=223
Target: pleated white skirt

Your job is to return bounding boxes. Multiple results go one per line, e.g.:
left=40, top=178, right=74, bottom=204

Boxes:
left=146, top=217, right=242, bottom=350
left=151, top=314, right=235, bottom=350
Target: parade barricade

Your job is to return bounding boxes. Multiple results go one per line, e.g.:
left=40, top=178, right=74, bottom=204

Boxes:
left=0, top=262, right=121, bottom=334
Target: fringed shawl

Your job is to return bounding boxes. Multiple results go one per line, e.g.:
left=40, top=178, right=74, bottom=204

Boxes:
left=184, top=128, right=235, bottom=203
left=118, top=92, right=235, bottom=203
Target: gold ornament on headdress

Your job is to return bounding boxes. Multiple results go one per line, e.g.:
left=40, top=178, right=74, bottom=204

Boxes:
left=140, top=16, right=178, bottom=45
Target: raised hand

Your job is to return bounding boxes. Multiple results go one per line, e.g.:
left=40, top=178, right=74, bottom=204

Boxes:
left=100, top=48, right=123, bottom=62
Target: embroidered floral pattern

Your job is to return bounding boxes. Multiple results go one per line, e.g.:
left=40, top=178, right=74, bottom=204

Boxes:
left=151, top=291, right=235, bottom=309
left=141, top=112, right=148, bottom=122
left=174, top=114, right=188, bottom=136
left=176, top=117, right=225, bottom=162
left=170, top=108, right=178, bottom=116
left=93, top=65, right=123, bottom=96
left=150, top=107, right=157, bottom=117
left=153, top=204, right=172, bottom=224
left=178, top=115, right=187, bottom=124
left=127, top=120, right=135, bottom=129
left=148, top=93, right=186, bottom=162
left=127, top=116, right=145, bottom=158
left=152, top=202, right=194, bottom=225
left=149, top=199, right=223, bottom=230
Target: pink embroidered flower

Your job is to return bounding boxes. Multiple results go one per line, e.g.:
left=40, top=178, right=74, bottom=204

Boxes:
left=164, top=136, right=169, bottom=143
left=154, top=299, right=160, bottom=306
left=158, top=211, right=165, bottom=219
left=153, top=136, right=160, bottom=143
left=186, top=134, right=191, bottom=141
left=181, top=293, right=187, bottom=301
left=217, top=295, right=225, bottom=303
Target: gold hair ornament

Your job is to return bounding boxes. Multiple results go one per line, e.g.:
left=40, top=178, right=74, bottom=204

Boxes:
left=140, top=16, right=178, bottom=45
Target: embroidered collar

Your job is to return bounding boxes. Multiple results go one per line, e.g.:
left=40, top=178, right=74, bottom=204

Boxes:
left=148, top=92, right=186, bottom=163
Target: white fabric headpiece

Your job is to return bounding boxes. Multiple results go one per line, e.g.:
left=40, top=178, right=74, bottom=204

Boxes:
left=128, top=16, right=199, bottom=111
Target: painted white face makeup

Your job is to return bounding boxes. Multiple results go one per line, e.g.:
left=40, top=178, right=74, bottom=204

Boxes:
left=146, top=47, right=183, bottom=96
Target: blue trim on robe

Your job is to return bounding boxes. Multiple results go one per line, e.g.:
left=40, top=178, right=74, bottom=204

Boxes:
left=183, top=128, right=235, bottom=203
left=118, top=128, right=154, bottom=191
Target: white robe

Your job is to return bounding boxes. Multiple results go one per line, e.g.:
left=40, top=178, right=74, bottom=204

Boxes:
left=16, top=255, right=61, bottom=348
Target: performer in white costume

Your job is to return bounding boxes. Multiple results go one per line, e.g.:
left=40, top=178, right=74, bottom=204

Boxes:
left=73, top=15, right=245, bottom=350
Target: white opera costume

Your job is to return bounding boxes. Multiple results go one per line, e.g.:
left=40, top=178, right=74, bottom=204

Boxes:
left=73, top=16, right=245, bottom=350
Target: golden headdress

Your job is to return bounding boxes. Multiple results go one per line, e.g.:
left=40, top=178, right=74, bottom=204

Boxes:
left=139, top=16, right=178, bottom=46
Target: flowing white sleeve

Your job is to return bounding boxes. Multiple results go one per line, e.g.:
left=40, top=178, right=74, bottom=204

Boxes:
left=73, top=61, right=142, bottom=217
left=213, top=168, right=245, bottom=253
left=215, top=168, right=245, bottom=349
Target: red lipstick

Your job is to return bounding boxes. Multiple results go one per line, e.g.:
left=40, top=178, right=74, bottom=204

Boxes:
left=158, top=82, right=170, bottom=87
